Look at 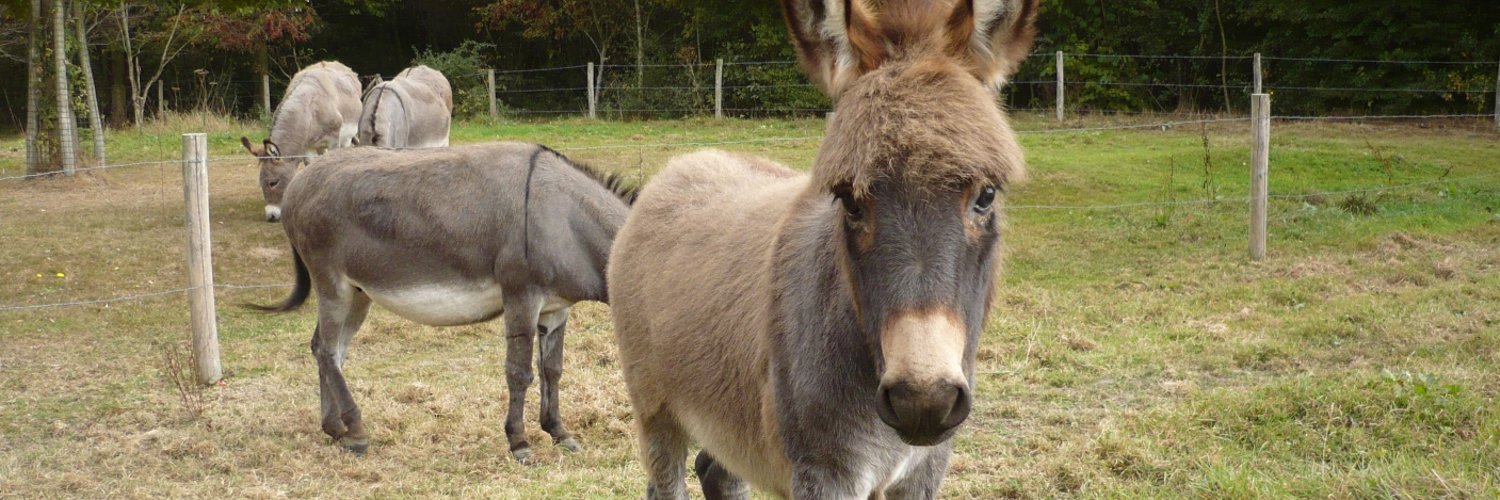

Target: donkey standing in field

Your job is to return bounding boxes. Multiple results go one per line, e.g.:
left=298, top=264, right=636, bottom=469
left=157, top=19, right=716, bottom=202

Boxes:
left=255, top=142, right=636, bottom=461
left=357, top=65, right=454, bottom=149
left=242, top=60, right=363, bottom=222
left=608, top=0, right=1037, bottom=497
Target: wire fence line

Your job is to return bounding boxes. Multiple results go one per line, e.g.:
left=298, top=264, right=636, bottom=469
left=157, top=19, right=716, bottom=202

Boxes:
left=1010, top=171, right=1500, bottom=212
left=5, top=168, right=1485, bottom=313
left=3, top=112, right=1491, bottom=183
left=0, top=284, right=285, bottom=313
left=469, top=52, right=1498, bottom=121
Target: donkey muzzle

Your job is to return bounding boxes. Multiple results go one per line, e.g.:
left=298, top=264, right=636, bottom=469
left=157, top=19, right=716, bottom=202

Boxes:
left=876, top=379, right=971, bottom=446
left=876, top=309, right=973, bottom=446
left=265, top=205, right=282, bottom=223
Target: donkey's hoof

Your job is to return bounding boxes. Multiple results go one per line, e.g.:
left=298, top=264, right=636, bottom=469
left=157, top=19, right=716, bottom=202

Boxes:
left=511, top=444, right=534, bottom=464
left=338, top=437, right=369, bottom=456
left=556, top=437, right=582, bottom=453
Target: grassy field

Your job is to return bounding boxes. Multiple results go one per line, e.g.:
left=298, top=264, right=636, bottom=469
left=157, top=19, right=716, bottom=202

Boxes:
left=1, top=112, right=1497, bottom=498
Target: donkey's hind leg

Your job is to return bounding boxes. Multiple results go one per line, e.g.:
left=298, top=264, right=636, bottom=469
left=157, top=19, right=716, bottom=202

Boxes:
left=537, top=306, right=581, bottom=453
left=312, top=289, right=373, bottom=455
left=694, top=450, right=749, bottom=500
left=501, top=292, right=544, bottom=463
left=639, top=410, right=690, bottom=500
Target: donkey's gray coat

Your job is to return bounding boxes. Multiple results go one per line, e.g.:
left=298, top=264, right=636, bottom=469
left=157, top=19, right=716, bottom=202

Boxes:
left=243, top=61, right=362, bottom=222
left=257, top=142, right=635, bottom=461
left=608, top=0, right=1037, bottom=498
left=357, top=65, right=454, bottom=149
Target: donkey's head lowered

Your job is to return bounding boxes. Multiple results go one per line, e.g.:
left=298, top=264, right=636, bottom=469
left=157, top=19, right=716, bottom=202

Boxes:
left=240, top=137, right=299, bottom=222
left=784, top=0, right=1036, bottom=446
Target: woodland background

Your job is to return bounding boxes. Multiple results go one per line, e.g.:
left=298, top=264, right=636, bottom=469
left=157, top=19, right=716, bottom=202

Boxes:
left=2, top=0, right=1498, bottom=173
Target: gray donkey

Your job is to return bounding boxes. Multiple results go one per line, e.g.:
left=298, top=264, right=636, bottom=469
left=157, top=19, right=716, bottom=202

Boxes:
left=357, top=65, right=454, bottom=149
left=255, top=142, right=636, bottom=461
left=242, top=60, right=363, bottom=222
left=609, top=0, right=1037, bottom=497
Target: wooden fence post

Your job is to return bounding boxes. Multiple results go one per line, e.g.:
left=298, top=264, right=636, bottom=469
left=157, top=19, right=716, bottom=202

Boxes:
left=1253, top=53, right=1262, bottom=95
left=157, top=83, right=164, bottom=116
left=714, top=58, right=724, bottom=119
left=1250, top=94, right=1270, bottom=261
left=261, top=73, right=272, bottom=118
left=586, top=62, right=597, bottom=119
left=487, top=69, right=498, bottom=122
left=1493, top=59, right=1498, bottom=129
left=181, top=133, right=221, bottom=385
left=1055, top=51, right=1065, bottom=121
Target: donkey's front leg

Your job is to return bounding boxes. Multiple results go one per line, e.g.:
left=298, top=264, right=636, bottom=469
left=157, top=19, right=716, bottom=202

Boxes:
left=791, top=464, right=874, bottom=500
left=502, top=292, right=544, bottom=463
left=883, top=445, right=950, bottom=500
left=537, top=306, right=581, bottom=453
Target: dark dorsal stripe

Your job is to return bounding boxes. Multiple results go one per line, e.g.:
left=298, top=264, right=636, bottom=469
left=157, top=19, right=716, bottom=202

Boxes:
left=535, top=145, right=640, bottom=206
left=523, top=145, right=638, bottom=261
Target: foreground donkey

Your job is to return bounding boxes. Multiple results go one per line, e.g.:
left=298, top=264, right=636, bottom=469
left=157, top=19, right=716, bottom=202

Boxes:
left=608, top=0, right=1036, bottom=497
left=357, top=65, right=454, bottom=149
left=242, top=60, right=363, bottom=222
left=256, top=143, right=636, bottom=460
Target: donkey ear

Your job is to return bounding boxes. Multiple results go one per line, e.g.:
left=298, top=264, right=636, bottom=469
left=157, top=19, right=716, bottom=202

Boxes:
left=241, top=136, right=263, bottom=157
left=263, top=140, right=282, bottom=158
left=779, top=0, right=885, bottom=99
left=943, top=0, right=1040, bottom=87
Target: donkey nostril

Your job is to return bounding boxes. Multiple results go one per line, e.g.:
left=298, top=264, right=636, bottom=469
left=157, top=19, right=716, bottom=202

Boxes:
left=942, top=383, right=972, bottom=429
left=876, top=383, right=901, bottom=428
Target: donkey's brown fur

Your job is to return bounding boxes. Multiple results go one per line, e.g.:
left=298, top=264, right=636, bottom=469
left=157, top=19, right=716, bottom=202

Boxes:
left=610, top=0, right=1037, bottom=498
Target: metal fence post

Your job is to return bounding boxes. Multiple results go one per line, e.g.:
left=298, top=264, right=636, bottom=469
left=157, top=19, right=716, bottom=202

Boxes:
left=181, top=133, right=221, bottom=385
left=715, top=58, right=724, bottom=119
left=1250, top=94, right=1270, bottom=261
left=586, top=62, right=597, bottom=119
left=1253, top=53, right=1262, bottom=94
left=1493, top=59, right=1499, bottom=129
left=1055, top=51, right=1065, bottom=121
left=261, top=73, right=272, bottom=118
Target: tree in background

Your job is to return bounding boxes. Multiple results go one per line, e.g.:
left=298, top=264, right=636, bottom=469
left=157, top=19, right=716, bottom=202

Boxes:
left=74, top=0, right=105, bottom=167
left=117, top=2, right=200, bottom=127
left=51, top=0, right=77, bottom=174
left=185, top=3, right=319, bottom=81
left=476, top=0, right=635, bottom=97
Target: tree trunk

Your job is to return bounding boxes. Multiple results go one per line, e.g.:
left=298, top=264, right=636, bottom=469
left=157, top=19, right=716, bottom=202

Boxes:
left=75, top=0, right=105, bottom=167
left=120, top=3, right=143, bottom=128
left=25, top=0, right=42, bottom=175
left=53, top=0, right=77, bottom=175
left=634, top=0, right=643, bottom=87
left=109, top=49, right=126, bottom=127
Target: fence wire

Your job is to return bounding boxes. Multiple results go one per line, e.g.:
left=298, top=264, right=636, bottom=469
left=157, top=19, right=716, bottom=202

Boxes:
left=7, top=52, right=1497, bottom=312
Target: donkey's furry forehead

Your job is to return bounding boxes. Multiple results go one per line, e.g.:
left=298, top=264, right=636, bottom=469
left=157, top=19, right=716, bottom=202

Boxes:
left=812, top=59, right=1026, bottom=197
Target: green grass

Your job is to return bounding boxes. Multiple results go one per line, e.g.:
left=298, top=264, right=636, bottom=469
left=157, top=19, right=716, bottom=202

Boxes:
left=1, top=111, right=1497, bottom=497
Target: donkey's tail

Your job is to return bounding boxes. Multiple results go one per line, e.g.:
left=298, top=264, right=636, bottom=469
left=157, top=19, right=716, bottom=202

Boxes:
left=246, top=247, right=311, bottom=312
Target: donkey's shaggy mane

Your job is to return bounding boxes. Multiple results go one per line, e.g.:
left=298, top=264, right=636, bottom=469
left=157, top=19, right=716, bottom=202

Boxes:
left=539, top=146, right=641, bottom=206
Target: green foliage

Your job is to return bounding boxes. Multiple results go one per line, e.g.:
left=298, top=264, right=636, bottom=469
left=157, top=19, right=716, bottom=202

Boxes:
left=411, top=40, right=494, bottom=119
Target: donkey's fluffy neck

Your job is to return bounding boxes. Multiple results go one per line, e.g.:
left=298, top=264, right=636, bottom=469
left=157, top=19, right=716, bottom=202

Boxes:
left=267, top=113, right=316, bottom=157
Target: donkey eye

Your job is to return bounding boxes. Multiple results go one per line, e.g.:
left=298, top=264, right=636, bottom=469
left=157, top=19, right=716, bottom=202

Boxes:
left=839, top=192, right=864, bottom=222
left=832, top=185, right=864, bottom=223
left=973, top=186, right=997, bottom=213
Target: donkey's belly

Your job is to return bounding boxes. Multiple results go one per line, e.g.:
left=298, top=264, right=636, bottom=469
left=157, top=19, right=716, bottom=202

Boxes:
left=363, top=283, right=505, bottom=326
